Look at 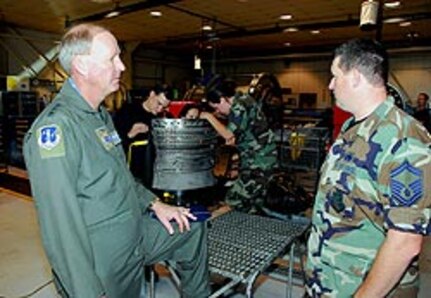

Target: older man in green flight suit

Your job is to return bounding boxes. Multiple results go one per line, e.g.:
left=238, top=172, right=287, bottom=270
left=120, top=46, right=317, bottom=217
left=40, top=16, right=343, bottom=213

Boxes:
left=23, top=23, right=209, bottom=298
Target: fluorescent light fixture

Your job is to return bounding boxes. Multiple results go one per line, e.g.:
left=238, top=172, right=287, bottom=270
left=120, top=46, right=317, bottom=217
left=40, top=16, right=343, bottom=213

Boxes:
left=310, top=30, right=320, bottom=34
left=150, top=11, right=162, bottom=17
left=280, top=14, right=293, bottom=21
left=399, top=21, right=411, bottom=27
left=284, top=42, right=291, bottom=46
left=105, top=10, right=120, bottom=18
left=283, top=27, right=299, bottom=33
left=384, top=1, right=401, bottom=9
left=202, top=25, right=212, bottom=31
left=383, top=17, right=405, bottom=24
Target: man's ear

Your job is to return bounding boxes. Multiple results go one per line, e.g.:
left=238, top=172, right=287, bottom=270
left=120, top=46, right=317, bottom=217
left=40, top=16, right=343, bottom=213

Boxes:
left=350, top=69, right=362, bottom=88
left=73, top=56, right=89, bottom=77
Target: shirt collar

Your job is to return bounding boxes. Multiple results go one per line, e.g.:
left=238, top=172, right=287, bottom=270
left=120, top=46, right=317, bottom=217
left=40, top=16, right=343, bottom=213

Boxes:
left=61, top=78, right=101, bottom=114
left=341, top=98, right=394, bottom=137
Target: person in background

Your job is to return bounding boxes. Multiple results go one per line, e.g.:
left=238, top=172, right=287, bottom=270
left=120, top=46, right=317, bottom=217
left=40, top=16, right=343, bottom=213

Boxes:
left=413, top=92, right=430, bottom=132
left=114, top=85, right=170, bottom=188
left=200, top=75, right=277, bottom=213
left=306, top=38, right=431, bottom=297
left=23, top=23, right=209, bottom=298
left=179, top=103, right=201, bottom=119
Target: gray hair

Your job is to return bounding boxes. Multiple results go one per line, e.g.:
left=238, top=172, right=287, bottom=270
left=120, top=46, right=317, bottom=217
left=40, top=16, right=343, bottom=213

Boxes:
left=58, top=23, right=107, bottom=74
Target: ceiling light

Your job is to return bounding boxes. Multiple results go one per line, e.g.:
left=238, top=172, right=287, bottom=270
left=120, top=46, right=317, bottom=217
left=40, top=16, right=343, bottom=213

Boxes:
left=150, top=11, right=162, bottom=17
left=384, top=1, right=401, bottom=9
left=104, top=1, right=121, bottom=19
left=283, top=27, right=299, bottom=33
left=105, top=10, right=120, bottom=18
left=284, top=42, right=291, bottom=47
left=202, top=25, right=212, bottom=31
left=383, top=17, right=405, bottom=24
left=399, top=21, right=411, bottom=27
left=310, top=30, right=320, bottom=34
left=279, top=14, right=293, bottom=21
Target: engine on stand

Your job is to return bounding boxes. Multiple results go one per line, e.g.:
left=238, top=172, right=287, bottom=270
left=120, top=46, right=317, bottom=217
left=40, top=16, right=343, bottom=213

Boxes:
left=151, top=118, right=218, bottom=206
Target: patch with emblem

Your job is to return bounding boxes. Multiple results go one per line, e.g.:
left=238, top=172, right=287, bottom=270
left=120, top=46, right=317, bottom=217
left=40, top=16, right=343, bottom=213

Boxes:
left=390, top=160, right=423, bottom=206
left=95, top=127, right=121, bottom=151
left=37, top=125, right=65, bottom=158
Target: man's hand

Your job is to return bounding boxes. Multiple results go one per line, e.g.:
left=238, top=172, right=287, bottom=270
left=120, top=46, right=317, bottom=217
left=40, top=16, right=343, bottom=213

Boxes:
left=151, top=200, right=197, bottom=234
left=127, top=123, right=149, bottom=138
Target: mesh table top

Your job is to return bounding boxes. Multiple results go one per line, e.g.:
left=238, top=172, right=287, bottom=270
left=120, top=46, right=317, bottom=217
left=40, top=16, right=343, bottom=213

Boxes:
left=208, top=211, right=310, bottom=282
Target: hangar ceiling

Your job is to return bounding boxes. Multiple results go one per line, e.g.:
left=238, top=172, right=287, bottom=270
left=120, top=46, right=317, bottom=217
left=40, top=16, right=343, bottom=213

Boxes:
left=1, top=0, right=431, bottom=56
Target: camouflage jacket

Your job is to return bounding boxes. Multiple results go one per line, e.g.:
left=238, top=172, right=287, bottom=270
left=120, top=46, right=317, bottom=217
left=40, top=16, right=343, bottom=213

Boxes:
left=227, top=92, right=277, bottom=172
left=306, top=99, right=431, bottom=297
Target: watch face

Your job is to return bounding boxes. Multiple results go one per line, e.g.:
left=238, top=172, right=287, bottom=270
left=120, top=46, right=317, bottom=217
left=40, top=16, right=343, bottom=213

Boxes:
left=387, top=83, right=406, bottom=111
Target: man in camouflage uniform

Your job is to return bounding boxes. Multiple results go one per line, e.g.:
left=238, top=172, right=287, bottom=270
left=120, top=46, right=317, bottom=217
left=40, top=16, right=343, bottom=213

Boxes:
left=201, top=76, right=277, bottom=212
left=306, top=38, right=431, bottom=297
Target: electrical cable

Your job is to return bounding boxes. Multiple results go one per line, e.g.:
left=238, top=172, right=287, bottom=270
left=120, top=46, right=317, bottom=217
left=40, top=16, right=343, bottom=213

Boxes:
left=17, top=279, right=53, bottom=298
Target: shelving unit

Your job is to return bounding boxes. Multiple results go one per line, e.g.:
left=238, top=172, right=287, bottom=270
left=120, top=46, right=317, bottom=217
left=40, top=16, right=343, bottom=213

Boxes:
left=1, top=91, right=38, bottom=168
left=275, top=127, right=329, bottom=194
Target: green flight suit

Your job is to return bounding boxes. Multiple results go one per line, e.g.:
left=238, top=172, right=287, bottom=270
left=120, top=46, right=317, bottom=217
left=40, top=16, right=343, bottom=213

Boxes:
left=23, top=79, right=210, bottom=298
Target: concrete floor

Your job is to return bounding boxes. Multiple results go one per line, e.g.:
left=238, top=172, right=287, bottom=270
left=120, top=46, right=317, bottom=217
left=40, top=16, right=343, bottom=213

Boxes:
left=0, top=188, right=430, bottom=298
left=0, top=189, right=306, bottom=298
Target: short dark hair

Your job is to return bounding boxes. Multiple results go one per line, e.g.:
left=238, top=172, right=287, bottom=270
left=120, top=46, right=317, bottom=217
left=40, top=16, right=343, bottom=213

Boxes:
left=418, top=92, right=429, bottom=101
left=205, top=75, right=237, bottom=104
left=334, top=38, right=388, bottom=87
left=153, top=84, right=173, bottom=100
left=179, top=103, right=201, bottom=118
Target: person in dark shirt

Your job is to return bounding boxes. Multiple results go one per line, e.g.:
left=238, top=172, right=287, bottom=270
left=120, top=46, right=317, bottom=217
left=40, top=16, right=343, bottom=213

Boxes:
left=413, top=92, right=430, bottom=132
left=114, top=85, right=170, bottom=188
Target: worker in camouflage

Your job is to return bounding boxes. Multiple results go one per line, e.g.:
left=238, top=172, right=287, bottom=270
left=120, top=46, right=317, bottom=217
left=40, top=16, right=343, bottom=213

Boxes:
left=306, top=38, right=431, bottom=298
left=201, top=75, right=277, bottom=212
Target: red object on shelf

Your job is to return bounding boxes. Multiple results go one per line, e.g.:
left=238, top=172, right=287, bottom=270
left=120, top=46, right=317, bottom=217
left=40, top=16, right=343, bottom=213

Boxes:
left=333, top=106, right=351, bottom=140
left=167, top=101, right=195, bottom=118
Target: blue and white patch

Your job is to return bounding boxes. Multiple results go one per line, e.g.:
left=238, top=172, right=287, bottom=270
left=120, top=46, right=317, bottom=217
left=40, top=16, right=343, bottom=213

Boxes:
left=37, top=125, right=65, bottom=158
left=38, top=125, right=61, bottom=150
left=390, top=160, right=423, bottom=206
left=95, top=127, right=121, bottom=151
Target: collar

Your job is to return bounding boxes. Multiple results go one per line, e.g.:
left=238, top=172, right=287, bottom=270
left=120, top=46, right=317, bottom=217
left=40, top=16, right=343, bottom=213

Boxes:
left=341, top=98, right=394, bottom=138
left=61, top=78, right=102, bottom=114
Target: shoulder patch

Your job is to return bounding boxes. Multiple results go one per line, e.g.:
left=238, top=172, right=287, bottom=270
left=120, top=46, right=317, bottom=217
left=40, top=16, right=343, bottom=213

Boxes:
left=37, top=125, right=66, bottom=158
left=390, top=160, right=423, bottom=206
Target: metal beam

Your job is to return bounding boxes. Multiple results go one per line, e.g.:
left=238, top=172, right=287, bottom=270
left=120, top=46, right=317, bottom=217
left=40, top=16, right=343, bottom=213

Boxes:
left=0, top=38, right=37, bottom=76
left=153, top=11, right=431, bottom=47
left=7, top=27, right=66, bottom=79
left=166, top=3, right=245, bottom=31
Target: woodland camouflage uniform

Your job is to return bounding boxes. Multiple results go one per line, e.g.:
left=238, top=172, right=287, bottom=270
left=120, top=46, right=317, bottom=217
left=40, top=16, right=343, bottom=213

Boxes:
left=225, top=92, right=278, bottom=212
left=306, top=99, right=431, bottom=297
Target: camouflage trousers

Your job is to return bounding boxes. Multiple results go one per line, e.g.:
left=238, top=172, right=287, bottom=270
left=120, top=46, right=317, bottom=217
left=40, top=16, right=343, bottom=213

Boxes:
left=305, top=261, right=419, bottom=298
left=225, top=169, right=273, bottom=213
